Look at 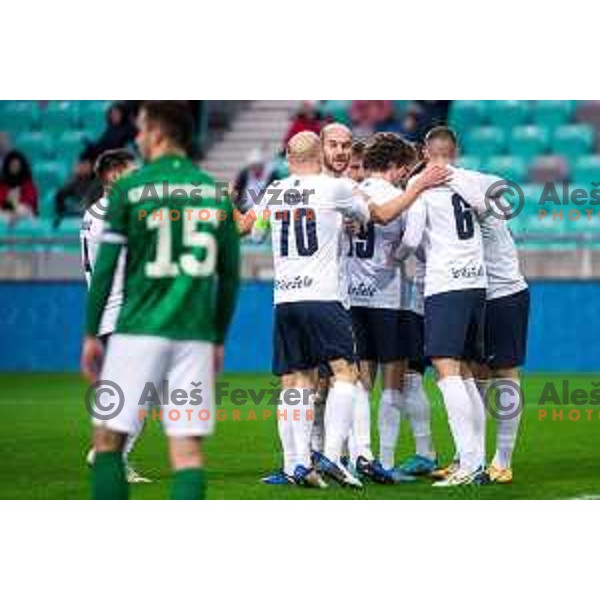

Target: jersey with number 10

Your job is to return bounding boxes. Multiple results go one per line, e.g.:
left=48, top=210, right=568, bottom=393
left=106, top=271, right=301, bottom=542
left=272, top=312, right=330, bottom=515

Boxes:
left=102, top=154, right=239, bottom=341
left=259, top=173, right=367, bottom=305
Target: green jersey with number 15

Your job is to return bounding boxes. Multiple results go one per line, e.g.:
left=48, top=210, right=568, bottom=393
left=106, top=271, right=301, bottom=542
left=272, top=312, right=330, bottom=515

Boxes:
left=87, top=154, right=240, bottom=343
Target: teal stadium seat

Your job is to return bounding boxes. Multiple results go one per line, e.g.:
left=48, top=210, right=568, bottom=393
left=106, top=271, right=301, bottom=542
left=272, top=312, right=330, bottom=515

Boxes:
left=488, top=100, right=531, bottom=129
left=449, top=100, right=489, bottom=130
left=551, top=124, right=595, bottom=161
left=508, top=125, right=549, bottom=160
left=483, top=155, right=527, bottom=182
left=455, top=155, right=482, bottom=171
left=15, top=131, right=54, bottom=161
left=76, top=101, right=111, bottom=135
left=533, top=100, right=577, bottom=128
left=0, top=104, right=40, bottom=133
left=56, top=130, right=87, bottom=163
left=35, top=161, right=68, bottom=198
left=40, top=103, right=78, bottom=133
left=571, top=155, right=600, bottom=183
left=319, top=100, right=352, bottom=125
left=464, top=126, right=506, bottom=158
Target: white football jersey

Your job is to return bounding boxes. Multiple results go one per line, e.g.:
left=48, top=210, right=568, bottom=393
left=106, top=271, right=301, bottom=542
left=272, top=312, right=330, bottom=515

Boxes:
left=80, top=200, right=126, bottom=336
left=400, top=253, right=425, bottom=316
left=449, top=169, right=528, bottom=301
left=258, top=174, right=369, bottom=305
left=403, top=167, right=487, bottom=298
left=347, top=177, right=403, bottom=309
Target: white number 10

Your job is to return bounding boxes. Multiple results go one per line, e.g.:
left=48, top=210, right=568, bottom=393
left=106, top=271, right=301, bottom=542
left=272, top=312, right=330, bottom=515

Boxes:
left=146, top=209, right=217, bottom=278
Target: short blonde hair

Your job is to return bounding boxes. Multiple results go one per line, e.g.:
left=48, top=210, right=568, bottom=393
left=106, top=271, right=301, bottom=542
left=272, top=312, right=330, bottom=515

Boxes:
left=286, top=131, right=322, bottom=162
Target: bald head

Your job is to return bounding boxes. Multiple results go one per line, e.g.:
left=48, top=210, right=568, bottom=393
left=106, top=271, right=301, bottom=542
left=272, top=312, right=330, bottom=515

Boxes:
left=286, top=131, right=322, bottom=174
left=286, top=131, right=322, bottom=162
left=320, top=122, right=353, bottom=176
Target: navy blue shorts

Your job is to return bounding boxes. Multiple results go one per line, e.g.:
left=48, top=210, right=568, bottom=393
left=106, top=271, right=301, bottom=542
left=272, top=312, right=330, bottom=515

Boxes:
left=351, top=307, right=410, bottom=363
left=273, top=301, right=356, bottom=376
left=401, top=311, right=428, bottom=373
left=483, top=288, right=530, bottom=368
left=424, top=289, right=485, bottom=360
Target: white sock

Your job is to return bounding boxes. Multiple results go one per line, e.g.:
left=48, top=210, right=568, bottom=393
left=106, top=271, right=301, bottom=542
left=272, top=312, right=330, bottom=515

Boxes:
left=492, top=378, right=522, bottom=469
left=310, top=386, right=327, bottom=453
left=463, top=377, right=486, bottom=469
left=349, top=382, right=373, bottom=463
left=324, top=380, right=355, bottom=464
left=404, top=372, right=435, bottom=459
left=278, top=389, right=298, bottom=476
left=437, top=376, right=479, bottom=472
left=289, top=388, right=313, bottom=470
left=378, top=388, right=403, bottom=470
left=122, top=421, right=144, bottom=462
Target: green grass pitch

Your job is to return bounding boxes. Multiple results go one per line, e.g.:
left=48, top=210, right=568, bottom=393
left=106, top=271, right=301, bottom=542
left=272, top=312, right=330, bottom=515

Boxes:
left=0, top=372, right=598, bottom=500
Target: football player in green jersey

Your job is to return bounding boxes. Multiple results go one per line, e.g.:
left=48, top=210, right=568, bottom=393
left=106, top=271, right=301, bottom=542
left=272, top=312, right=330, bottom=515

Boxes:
left=82, top=101, right=240, bottom=500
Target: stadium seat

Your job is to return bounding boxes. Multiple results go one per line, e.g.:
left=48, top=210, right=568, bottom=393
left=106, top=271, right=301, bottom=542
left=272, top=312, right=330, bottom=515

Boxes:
left=533, top=100, right=576, bottom=128
left=455, top=155, right=482, bottom=172
left=483, top=155, right=527, bottom=182
left=319, top=100, right=352, bottom=125
left=572, top=155, right=600, bottom=183
left=488, top=100, right=531, bottom=129
left=40, top=106, right=78, bottom=133
left=551, top=124, right=594, bottom=160
left=76, top=101, right=110, bottom=134
left=56, top=130, right=88, bottom=163
left=34, top=161, right=68, bottom=198
left=464, top=126, right=506, bottom=158
left=0, top=106, right=40, bottom=133
left=449, top=100, right=488, bottom=129
left=508, top=125, right=549, bottom=160
left=14, top=132, right=54, bottom=161
left=528, top=155, right=569, bottom=184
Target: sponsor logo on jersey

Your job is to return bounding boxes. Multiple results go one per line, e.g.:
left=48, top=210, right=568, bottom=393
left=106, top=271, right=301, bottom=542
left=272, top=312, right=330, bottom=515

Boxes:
left=274, top=276, right=314, bottom=291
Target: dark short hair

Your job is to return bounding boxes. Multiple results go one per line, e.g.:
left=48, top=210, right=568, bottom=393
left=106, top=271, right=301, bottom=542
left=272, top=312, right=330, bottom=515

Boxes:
left=141, top=101, right=194, bottom=151
left=424, top=125, right=458, bottom=147
left=94, top=149, right=135, bottom=182
left=351, top=140, right=366, bottom=157
left=363, top=132, right=416, bottom=172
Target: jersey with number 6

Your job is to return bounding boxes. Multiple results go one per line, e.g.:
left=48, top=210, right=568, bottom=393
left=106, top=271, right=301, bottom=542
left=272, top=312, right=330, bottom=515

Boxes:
left=258, top=173, right=368, bottom=305
left=101, top=154, right=240, bottom=341
left=406, top=167, right=487, bottom=297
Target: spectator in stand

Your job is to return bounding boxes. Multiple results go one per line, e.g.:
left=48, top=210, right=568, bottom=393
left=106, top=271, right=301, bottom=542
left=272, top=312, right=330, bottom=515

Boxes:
left=53, top=156, right=97, bottom=228
left=283, top=101, right=322, bottom=145
left=231, top=148, right=278, bottom=214
left=398, top=106, right=421, bottom=142
left=0, top=150, right=38, bottom=225
left=350, top=100, right=393, bottom=137
left=85, top=102, right=137, bottom=160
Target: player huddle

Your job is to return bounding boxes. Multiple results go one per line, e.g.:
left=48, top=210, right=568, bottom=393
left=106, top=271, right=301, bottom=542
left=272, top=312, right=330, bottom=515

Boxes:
left=80, top=101, right=528, bottom=500
left=250, top=123, right=529, bottom=488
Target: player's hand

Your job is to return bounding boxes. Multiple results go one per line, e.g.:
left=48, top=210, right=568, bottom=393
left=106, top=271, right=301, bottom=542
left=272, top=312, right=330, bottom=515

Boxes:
left=81, top=336, right=104, bottom=383
left=214, top=344, right=224, bottom=375
left=413, top=164, right=451, bottom=192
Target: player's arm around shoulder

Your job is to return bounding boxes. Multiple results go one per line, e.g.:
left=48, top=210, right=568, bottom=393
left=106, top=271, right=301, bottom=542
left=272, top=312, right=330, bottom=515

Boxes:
left=369, top=164, right=451, bottom=225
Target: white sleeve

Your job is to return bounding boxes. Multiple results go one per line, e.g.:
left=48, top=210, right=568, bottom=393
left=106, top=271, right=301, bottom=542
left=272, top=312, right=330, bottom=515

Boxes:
left=332, top=179, right=369, bottom=225
left=394, top=197, right=426, bottom=261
